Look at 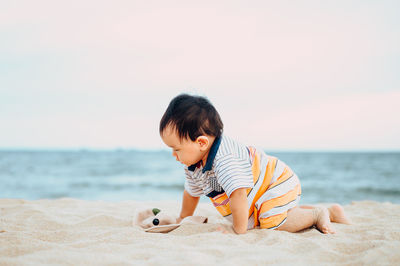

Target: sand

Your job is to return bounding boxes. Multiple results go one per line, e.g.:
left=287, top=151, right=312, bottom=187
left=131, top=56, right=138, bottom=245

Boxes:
left=1, top=199, right=399, bottom=265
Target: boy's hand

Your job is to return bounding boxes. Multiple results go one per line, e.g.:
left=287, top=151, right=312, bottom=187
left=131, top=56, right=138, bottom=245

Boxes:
left=230, top=188, right=249, bottom=234
left=178, top=190, right=200, bottom=224
left=176, top=216, right=184, bottom=224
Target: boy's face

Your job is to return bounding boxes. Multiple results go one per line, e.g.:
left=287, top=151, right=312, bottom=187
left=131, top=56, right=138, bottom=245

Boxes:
left=161, top=125, right=210, bottom=167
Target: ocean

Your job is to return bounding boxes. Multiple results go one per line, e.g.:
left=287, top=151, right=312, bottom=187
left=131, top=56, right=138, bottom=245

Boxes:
left=1, top=150, right=399, bottom=205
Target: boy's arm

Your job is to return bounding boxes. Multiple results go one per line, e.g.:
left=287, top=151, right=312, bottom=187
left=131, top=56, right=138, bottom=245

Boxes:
left=230, top=188, right=249, bottom=234
left=178, top=189, right=200, bottom=223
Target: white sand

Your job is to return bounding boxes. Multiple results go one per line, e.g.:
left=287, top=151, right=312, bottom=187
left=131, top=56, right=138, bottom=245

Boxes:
left=1, top=198, right=399, bottom=265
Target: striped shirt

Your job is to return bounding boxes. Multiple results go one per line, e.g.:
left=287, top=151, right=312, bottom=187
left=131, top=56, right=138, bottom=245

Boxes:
left=184, top=134, right=301, bottom=230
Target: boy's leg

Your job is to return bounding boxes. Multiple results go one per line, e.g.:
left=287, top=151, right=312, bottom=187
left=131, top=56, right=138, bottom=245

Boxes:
left=299, top=204, right=351, bottom=224
left=276, top=206, right=335, bottom=234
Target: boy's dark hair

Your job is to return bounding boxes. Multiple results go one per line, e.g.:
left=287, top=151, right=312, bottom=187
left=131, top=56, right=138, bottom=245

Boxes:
left=159, top=94, right=224, bottom=141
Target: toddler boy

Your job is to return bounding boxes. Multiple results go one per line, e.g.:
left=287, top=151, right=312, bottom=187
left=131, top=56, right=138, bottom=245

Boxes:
left=160, top=94, right=350, bottom=234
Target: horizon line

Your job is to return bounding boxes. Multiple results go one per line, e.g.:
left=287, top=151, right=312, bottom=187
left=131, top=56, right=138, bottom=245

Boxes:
left=0, top=147, right=399, bottom=153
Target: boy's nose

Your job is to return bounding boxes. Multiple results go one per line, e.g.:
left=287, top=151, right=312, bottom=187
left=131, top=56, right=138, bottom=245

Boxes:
left=172, top=151, right=179, bottom=161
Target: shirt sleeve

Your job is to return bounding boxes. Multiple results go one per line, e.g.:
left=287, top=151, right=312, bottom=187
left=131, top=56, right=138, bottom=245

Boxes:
left=214, top=155, right=254, bottom=198
left=184, top=168, right=204, bottom=197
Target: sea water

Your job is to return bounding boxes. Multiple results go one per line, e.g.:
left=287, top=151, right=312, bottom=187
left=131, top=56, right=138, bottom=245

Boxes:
left=1, top=150, right=399, bottom=204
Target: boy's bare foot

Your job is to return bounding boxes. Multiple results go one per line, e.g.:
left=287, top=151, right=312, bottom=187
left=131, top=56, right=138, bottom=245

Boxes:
left=328, top=204, right=351, bottom=224
left=313, top=207, right=336, bottom=234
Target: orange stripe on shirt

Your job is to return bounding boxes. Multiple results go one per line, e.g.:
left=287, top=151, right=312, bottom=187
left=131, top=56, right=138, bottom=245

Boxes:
left=251, top=151, right=261, bottom=184
left=210, top=192, right=232, bottom=217
left=268, top=166, right=294, bottom=190
left=258, top=183, right=301, bottom=216
left=248, top=157, right=277, bottom=219
left=259, top=212, right=287, bottom=229
left=247, top=152, right=262, bottom=196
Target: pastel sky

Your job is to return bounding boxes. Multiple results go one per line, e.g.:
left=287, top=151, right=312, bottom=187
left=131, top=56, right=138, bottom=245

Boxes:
left=1, top=0, right=399, bottom=150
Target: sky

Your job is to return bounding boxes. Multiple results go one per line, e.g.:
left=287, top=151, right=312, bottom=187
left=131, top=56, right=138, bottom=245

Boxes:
left=1, top=0, right=399, bottom=151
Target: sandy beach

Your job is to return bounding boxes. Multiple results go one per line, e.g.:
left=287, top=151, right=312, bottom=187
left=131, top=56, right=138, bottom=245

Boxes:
left=0, top=198, right=399, bottom=265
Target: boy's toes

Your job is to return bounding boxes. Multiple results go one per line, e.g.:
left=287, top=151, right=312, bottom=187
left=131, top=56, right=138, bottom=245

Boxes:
left=314, top=207, right=336, bottom=234
left=319, top=222, right=335, bottom=234
left=325, top=225, right=336, bottom=234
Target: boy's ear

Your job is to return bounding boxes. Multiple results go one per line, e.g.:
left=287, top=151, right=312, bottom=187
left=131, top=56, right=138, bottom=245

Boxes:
left=196, top=136, right=209, bottom=150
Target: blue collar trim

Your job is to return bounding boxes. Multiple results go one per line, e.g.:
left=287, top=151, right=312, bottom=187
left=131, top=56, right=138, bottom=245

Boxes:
left=187, top=135, right=222, bottom=173
left=187, top=163, right=197, bottom=172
